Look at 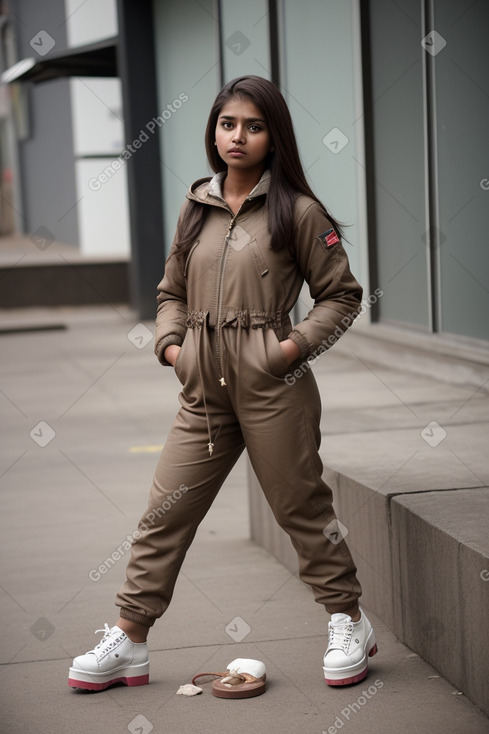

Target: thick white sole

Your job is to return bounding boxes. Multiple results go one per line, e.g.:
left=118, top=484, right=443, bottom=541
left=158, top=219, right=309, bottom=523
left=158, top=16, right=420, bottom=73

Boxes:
left=68, top=661, right=149, bottom=691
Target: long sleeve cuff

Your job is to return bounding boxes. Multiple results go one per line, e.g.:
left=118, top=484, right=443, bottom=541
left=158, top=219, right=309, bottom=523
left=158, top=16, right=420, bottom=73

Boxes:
left=287, top=329, right=310, bottom=360
left=154, top=333, right=183, bottom=366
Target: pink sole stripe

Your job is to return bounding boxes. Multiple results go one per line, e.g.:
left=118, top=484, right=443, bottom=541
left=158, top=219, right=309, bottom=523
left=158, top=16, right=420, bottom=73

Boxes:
left=325, top=642, right=378, bottom=686
left=325, top=667, right=368, bottom=686
left=68, top=674, right=149, bottom=691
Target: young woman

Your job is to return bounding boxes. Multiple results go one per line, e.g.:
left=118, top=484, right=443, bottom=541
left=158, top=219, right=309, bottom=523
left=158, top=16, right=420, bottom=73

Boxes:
left=69, top=75, right=377, bottom=692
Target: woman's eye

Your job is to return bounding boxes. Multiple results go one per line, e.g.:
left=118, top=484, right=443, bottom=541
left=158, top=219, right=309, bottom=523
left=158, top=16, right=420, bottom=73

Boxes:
left=249, top=125, right=261, bottom=133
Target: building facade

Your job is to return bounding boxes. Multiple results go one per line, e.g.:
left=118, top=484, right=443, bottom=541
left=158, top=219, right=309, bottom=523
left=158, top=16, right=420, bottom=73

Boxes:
left=2, top=0, right=488, bottom=341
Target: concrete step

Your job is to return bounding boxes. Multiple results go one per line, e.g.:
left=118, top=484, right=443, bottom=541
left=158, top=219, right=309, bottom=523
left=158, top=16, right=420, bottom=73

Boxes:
left=249, top=330, right=489, bottom=715
left=0, top=235, right=129, bottom=309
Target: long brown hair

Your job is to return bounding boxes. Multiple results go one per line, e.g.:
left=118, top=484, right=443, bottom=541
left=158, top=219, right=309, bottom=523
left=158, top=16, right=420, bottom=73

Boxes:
left=174, top=75, right=342, bottom=265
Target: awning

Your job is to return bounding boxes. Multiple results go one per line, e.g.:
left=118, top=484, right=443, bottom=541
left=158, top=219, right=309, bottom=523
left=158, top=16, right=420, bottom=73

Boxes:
left=1, top=37, right=118, bottom=84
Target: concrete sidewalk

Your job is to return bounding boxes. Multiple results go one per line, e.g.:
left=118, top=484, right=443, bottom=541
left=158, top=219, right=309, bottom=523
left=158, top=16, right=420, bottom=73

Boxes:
left=0, top=306, right=488, bottom=734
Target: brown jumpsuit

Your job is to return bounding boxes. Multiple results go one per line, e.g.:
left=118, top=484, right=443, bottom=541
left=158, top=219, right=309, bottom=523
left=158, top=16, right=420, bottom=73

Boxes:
left=115, top=170, right=363, bottom=627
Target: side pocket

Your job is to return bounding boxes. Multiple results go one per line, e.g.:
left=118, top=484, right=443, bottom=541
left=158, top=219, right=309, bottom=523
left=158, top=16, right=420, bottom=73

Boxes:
left=266, top=330, right=290, bottom=378
left=173, top=334, right=187, bottom=384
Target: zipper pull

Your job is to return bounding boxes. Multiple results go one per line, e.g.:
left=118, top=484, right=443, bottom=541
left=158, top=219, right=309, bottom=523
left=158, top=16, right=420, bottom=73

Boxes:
left=219, top=376, right=227, bottom=387
left=208, top=442, right=214, bottom=456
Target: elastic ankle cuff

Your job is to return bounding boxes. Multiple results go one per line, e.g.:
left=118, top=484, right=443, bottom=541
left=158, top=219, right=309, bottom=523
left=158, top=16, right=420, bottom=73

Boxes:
left=324, top=602, right=361, bottom=615
left=119, top=608, right=155, bottom=628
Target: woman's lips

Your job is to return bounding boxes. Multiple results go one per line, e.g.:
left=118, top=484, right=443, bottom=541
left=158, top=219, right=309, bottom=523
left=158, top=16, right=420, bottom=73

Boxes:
left=228, top=148, right=245, bottom=155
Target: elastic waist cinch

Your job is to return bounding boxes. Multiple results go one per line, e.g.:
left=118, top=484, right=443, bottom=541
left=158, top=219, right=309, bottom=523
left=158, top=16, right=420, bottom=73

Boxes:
left=186, top=308, right=290, bottom=331
left=188, top=308, right=291, bottom=457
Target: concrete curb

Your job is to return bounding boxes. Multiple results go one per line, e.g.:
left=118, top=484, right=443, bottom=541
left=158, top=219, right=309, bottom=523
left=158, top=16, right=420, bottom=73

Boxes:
left=249, top=326, right=489, bottom=715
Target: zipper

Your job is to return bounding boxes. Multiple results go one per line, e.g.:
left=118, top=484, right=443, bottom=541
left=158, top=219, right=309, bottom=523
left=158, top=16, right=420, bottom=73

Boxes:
left=215, top=202, right=248, bottom=386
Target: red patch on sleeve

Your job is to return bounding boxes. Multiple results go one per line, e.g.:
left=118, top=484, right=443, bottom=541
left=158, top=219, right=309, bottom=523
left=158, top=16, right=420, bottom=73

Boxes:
left=318, top=228, right=340, bottom=248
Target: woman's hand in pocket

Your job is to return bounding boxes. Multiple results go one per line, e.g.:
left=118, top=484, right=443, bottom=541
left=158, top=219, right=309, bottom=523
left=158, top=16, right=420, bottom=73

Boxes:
left=164, top=344, right=181, bottom=367
left=278, top=338, right=301, bottom=366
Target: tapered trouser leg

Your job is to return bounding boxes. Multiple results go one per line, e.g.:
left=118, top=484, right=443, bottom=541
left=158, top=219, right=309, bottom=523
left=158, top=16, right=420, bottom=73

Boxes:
left=115, top=338, right=245, bottom=626
left=227, top=327, right=362, bottom=614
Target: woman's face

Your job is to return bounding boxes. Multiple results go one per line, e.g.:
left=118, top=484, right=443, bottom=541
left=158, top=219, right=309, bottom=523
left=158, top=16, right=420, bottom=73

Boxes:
left=215, top=96, right=273, bottom=174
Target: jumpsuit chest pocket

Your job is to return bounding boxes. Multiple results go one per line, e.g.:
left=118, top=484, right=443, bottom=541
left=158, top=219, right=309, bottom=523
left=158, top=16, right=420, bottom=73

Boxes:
left=226, top=225, right=269, bottom=278
left=249, top=240, right=269, bottom=278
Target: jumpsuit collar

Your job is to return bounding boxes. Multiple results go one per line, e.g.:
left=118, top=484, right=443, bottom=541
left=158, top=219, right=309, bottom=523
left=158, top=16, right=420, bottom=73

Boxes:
left=187, top=169, right=271, bottom=208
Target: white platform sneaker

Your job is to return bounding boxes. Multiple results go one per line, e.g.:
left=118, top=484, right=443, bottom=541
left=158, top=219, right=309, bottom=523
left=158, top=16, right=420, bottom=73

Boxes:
left=68, top=623, right=149, bottom=691
left=323, top=610, right=377, bottom=686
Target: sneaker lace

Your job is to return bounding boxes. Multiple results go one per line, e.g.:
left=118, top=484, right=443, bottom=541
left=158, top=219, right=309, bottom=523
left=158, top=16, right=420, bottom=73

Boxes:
left=94, top=623, right=112, bottom=648
left=88, top=623, right=125, bottom=661
left=328, top=620, right=353, bottom=654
